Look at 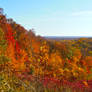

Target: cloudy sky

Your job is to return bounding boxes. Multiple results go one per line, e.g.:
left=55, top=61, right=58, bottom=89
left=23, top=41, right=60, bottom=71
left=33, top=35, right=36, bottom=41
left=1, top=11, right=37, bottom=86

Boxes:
left=0, top=0, right=92, bottom=36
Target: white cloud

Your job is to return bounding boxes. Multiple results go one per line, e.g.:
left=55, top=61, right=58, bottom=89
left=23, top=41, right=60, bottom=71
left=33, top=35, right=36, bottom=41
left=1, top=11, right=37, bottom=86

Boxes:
left=71, top=11, right=92, bottom=16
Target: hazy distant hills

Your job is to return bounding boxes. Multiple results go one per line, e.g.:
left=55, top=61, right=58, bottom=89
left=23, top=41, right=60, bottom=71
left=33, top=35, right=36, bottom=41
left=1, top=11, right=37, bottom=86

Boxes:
left=44, top=36, right=92, bottom=40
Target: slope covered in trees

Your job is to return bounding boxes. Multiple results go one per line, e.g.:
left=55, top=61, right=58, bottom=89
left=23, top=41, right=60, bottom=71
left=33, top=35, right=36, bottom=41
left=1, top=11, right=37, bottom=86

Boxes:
left=0, top=9, right=92, bottom=92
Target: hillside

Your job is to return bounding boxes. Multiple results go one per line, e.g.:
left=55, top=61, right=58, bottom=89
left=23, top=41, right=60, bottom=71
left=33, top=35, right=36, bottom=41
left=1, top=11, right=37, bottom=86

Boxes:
left=0, top=10, right=92, bottom=92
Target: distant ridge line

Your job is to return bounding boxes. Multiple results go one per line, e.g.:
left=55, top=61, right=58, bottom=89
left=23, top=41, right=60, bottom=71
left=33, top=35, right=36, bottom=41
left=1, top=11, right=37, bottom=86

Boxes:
left=44, top=36, right=92, bottom=40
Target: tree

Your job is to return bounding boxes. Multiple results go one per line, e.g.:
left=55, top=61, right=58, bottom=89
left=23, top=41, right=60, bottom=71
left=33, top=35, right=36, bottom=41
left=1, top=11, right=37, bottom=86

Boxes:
left=0, top=8, right=3, bottom=15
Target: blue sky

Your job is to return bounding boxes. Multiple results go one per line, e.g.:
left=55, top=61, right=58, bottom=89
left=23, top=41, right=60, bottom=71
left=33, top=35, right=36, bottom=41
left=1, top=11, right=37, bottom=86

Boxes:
left=0, top=0, right=92, bottom=36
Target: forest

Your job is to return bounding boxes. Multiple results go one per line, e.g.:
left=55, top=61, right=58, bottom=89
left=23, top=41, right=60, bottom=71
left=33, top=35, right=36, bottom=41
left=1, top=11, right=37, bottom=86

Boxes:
left=0, top=8, right=92, bottom=92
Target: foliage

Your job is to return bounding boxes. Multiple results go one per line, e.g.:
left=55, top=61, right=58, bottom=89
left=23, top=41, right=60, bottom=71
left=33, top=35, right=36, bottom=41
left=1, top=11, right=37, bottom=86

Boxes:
left=0, top=10, right=92, bottom=92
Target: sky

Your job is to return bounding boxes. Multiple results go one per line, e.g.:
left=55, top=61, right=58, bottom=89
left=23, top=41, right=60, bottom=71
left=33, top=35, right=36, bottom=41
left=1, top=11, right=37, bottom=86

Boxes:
left=0, top=0, right=92, bottom=36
